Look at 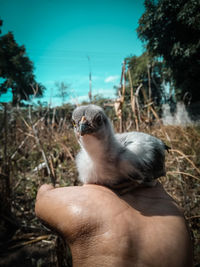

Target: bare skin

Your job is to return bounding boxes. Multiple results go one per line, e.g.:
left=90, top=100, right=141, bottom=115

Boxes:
left=35, top=183, right=193, bottom=267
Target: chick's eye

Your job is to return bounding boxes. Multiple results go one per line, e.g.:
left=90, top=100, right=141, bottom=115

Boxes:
left=95, top=114, right=102, bottom=125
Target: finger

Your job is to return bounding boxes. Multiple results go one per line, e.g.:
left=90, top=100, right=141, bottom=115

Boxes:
left=36, top=184, right=54, bottom=200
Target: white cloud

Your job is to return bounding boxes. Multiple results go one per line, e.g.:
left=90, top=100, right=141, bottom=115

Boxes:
left=104, top=75, right=119, bottom=83
left=70, top=88, right=116, bottom=105
left=70, top=95, right=88, bottom=105
left=93, top=88, right=115, bottom=97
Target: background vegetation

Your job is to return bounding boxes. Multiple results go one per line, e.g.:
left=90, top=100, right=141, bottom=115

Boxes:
left=0, top=99, right=199, bottom=266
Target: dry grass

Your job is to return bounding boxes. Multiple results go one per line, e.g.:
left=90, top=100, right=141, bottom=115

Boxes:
left=151, top=125, right=200, bottom=263
left=0, top=107, right=199, bottom=265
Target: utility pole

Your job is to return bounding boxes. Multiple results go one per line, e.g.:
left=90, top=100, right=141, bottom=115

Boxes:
left=87, top=56, right=92, bottom=102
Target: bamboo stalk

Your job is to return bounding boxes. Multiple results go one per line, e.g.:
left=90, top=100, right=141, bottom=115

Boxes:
left=128, top=69, right=139, bottom=131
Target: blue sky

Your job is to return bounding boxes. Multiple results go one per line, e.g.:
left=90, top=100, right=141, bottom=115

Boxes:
left=0, top=0, right=145, bottom=106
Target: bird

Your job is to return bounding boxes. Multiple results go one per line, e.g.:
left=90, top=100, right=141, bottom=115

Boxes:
left=72, top=104, right=169, bottom=190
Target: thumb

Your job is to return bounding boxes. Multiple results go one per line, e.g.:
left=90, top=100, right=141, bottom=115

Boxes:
left=36, top=184, right=54, bottom=200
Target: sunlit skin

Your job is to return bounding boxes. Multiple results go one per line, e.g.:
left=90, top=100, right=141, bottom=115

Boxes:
left=35, top=183, right=193, bottom=267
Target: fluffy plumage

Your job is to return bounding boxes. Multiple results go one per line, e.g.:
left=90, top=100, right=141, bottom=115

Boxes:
left=72, top=104, right=169, bottom=187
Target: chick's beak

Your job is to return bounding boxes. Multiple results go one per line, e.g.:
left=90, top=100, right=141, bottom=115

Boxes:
left=79, top=116, right=89, bottom=136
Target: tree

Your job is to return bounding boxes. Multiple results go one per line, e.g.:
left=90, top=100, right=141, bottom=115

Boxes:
left=125, top=52, right=166, bottom=106
left=55, top=81, right=69, bottom=105
left=137, top=0, right=200, bottom=103
left=0, top=20, right=45, bottom=105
